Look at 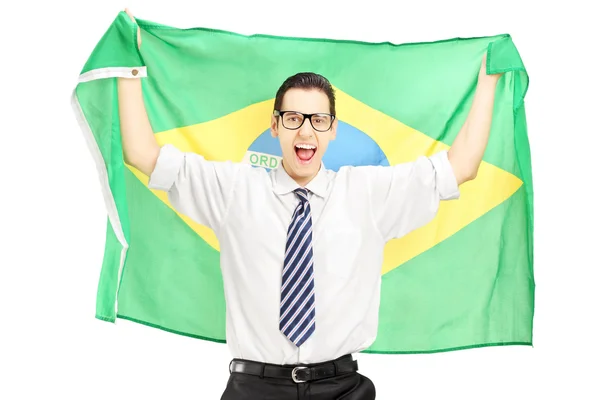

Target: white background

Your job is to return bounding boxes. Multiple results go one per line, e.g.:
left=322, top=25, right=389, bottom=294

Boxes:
left=1, top=0, right=599, bottom=399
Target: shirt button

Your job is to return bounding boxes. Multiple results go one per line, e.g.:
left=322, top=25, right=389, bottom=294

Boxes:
left=132, top=69, right=139, bottom=76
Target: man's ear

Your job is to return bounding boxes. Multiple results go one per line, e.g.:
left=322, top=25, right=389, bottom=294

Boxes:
left=271, top=115, right=279, bottom=138
left=330, top=118, right=338, bottom=140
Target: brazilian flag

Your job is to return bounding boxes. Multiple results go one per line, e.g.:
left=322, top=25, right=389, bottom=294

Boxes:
left=72, top=11, right=533, bottom=353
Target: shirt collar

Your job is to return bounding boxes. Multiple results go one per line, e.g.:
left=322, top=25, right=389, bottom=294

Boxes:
left=272, top=161, right=329, bottom=198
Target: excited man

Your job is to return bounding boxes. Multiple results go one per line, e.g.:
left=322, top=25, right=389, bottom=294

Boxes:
left=119, top=9, right=502, bottom=400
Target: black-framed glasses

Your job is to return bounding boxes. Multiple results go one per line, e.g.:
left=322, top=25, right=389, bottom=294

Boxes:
left=274, top=110, right=335, bottom=132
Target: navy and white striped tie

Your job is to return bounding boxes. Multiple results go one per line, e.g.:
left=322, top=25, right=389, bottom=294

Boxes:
left=279, top=188, right=316, bottom=347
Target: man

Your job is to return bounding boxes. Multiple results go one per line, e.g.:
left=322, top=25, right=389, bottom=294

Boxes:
left=120, top=9, right=502, bottom=400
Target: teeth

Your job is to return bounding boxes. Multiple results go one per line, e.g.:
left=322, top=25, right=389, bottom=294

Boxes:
left=295, top=144, right=316, bottom=149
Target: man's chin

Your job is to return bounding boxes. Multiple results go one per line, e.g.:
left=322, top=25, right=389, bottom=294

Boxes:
left=283, top=157, right=320, bottom=179
left=295, top=157, right=321, bottom=172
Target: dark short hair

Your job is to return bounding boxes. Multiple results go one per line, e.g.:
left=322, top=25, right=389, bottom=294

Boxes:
left=274, top=72, right=336, bottom=116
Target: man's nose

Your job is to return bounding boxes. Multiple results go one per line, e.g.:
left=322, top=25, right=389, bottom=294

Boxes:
left=298, top=117, right=314, bottom=136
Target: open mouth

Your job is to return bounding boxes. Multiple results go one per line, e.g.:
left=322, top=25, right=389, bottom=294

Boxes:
left=294, top=143, right=317, bottom=165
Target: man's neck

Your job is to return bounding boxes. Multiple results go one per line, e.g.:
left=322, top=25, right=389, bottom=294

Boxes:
left=282, top=160, right=320, bottom=188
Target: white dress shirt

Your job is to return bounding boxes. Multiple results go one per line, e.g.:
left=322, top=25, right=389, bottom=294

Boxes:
left=148, top=143, right=460, bottom=365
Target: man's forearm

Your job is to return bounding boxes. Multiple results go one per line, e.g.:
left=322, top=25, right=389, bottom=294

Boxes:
left=448, top=66, right=501, bottom=186
left=118, top=77, right=160, bottom=176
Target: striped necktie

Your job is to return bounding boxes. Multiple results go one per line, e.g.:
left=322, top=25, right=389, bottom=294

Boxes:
left=279, top=188, right=316, bottom=347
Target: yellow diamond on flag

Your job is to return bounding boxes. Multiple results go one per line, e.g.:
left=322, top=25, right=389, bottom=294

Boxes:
left=128, top=87, right=522, bottom=275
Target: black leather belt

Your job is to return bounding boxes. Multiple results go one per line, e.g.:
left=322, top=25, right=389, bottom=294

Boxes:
left=229, top=354, right=358, bottom=383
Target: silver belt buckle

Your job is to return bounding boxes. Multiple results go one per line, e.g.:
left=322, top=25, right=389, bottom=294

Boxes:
left=292, top=366, right=308, bottom=383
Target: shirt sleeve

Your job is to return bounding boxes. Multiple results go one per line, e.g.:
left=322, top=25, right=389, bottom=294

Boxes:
left=147, top=143, right=243, bottom=232
left=367, top=150, right=460, bottom=242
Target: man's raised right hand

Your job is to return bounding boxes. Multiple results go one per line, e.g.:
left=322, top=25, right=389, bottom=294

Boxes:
left=124, top=8, right=141, bottom=49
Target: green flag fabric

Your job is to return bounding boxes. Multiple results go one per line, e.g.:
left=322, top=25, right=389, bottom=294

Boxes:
left=72, top=11, right=534, bottom=353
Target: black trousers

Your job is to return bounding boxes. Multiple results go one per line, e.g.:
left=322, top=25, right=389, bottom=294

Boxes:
left=220, top=355, right=376, bottom=400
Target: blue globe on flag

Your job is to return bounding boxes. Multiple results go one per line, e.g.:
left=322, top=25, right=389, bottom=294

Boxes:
left=243, top=120, right=390, bottom=172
